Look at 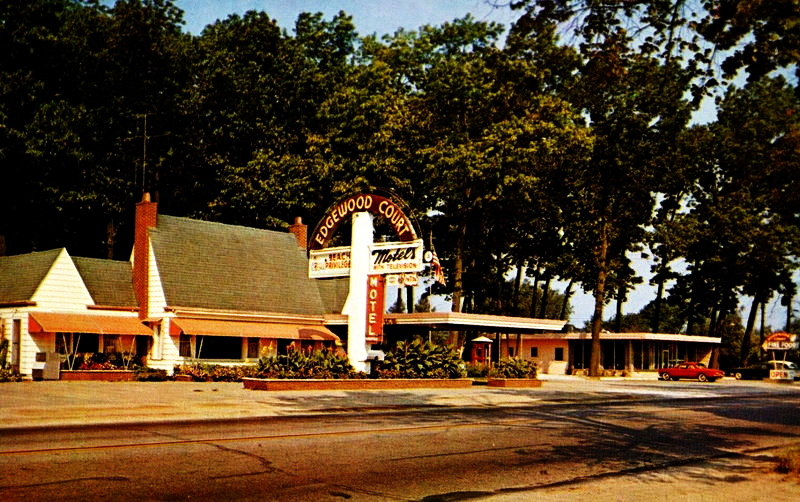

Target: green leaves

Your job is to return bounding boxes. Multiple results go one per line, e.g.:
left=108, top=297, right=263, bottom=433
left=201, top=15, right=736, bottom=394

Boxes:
left=377, top=339, right=466, bottom=379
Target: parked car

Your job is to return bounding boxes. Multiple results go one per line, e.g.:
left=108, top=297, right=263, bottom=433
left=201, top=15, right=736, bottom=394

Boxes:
left=730, top=360, right=799, bottom=380
left=658, top=362, right=725, bottom=382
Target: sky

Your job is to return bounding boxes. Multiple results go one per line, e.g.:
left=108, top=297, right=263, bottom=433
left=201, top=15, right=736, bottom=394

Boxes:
left=174, top=0, right=520, bottom=37
left=169, top=0, right=794, bottom=330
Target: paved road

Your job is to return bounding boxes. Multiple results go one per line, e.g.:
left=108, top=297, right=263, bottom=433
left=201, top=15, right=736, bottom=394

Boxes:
left=3, top=375, right=799, bottom=430
left=1, top=378, right=799, bottom=501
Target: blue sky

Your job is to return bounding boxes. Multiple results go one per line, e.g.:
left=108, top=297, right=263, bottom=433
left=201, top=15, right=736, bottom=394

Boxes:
left=174, top=0, right=520, bottom=36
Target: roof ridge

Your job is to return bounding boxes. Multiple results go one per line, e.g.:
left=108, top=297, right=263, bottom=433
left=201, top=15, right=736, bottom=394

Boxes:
left=157, top=214, right=289, bottom=236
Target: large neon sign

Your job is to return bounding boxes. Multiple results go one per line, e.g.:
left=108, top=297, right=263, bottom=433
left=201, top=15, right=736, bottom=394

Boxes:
left=308, top=194, right=417, bottom=250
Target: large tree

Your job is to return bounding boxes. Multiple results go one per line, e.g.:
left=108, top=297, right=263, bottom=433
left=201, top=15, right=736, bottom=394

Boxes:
left=0, top=0, right=190, bottom=258
left=671, top=77, right=800, bottom=363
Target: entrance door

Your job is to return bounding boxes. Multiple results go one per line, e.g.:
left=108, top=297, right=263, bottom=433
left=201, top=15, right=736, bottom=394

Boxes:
left=11, top=319, right=21, bottom=372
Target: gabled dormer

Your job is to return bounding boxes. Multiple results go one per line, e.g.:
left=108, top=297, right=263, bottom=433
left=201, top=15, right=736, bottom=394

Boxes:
left=27, top=249, right=93, bottom=310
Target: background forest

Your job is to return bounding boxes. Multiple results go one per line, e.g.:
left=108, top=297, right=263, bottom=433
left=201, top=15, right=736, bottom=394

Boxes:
left=2, top=0, right=799, bottom=370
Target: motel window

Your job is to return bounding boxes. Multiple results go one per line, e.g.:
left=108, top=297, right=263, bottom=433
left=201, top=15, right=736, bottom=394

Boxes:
left=247, top=338, right=259, bottom=359
left=55, top=333, right=99, bottom=354
left=103, top=335, right=119, bottom=353
left=508, top=347, right=515, bottom=357
left=195, top=335, right=242, bottom=360
left=554, top=347, right=564, bottom=361
left=530, top=347, right=538, bottom=358
left=179, top=334, right=191, bottom=357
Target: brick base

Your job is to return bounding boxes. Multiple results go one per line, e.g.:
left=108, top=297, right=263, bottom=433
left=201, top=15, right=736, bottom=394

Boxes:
left=487, top=378, right=543, bottom=388
left=60, top=370, right=136, bottom=382
left=242, top=378, right=474, bottom=391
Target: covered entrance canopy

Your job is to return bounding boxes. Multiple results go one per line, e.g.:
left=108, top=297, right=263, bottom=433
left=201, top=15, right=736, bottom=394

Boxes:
left=169, top=317, right=340, bottom=342
left=28, top=312, right=152, bottom=335
left=381, top=312, right=567, bottom=333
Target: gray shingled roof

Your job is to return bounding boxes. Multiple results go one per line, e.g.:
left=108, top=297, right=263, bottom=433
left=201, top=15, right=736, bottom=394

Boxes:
left=149, top=215, right=327, bottom=315
left=0, top=249, right=61, bottom=303
left=73, top=257, right=138, bottom=308
left=316, top=277, right=349, bottom=314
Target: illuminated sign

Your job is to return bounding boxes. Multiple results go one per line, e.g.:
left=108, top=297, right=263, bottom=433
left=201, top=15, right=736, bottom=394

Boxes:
left=366, top=275, right=385, bottom=343
left=309, top=240, right=424, bottom=278
left=308, top=246, right=351, bottom=278
left=770, top=369, right=795, bottom=381
left=309, top=194, right=417, bottom=250
left=762, top=332, right=799, bottom=351
left=370, top=240, right=424, bottom=274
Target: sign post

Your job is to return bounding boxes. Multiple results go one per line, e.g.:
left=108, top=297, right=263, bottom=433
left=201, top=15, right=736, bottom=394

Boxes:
left=340, top=211, right=374, bottom=372
left=762, top=332, right=799, bottom=381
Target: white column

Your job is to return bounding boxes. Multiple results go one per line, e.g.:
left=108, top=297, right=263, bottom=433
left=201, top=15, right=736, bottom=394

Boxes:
left=342, top=211, right=373, bottom=372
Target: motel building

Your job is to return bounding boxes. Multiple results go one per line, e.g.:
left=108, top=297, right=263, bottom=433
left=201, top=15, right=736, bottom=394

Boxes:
left=1, top=193, right=720, bottom=379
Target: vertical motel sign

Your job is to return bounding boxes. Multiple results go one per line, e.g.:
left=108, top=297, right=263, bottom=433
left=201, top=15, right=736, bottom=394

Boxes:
left=366, top=275, right=386, bottom=343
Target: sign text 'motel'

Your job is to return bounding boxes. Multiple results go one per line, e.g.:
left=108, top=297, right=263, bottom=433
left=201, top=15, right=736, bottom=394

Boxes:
left=309, top=194, right=417, bottom=250
left=309, top=240, right=424, bottom=278
left=366, top=275, right=385, bottom=343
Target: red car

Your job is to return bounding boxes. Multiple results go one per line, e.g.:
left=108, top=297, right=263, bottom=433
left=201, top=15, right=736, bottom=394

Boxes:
left=658, top=362, right=725, bottom=382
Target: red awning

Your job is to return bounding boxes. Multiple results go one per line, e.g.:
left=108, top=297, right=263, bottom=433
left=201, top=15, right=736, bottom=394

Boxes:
left=28, top=312, right=152, bottom=336
left=169, top=318, right=339, bottom=342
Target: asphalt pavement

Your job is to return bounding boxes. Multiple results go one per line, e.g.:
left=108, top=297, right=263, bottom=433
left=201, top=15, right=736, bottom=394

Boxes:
left=1, top=374, right=798, bottom=432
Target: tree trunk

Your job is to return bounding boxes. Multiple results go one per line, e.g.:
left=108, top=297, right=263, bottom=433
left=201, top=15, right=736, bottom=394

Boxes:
left=786, top=292, right=794, bottom=332
left=708, top=306, right=718, bottom=338
left=759, top=300, right=766, bottom=357
left=106, top=219, right=116, bottom=259
left=559, top=278, right=574, bottom=321
left=448, top=222, right=467, bottom=345
left=590, top=221, right=610, bottom=377
left=614, top=284, right=625, bottom=333
left=686, top=278, right=697, bottom=336
left=512, top=260, right=525, bottom=316
left=651, top=274, right=665, bottom=333
left=538, top=272, right=551, bottom=319
left=529, top=268, right=540, bottom=318
left=741, top=294, right=765, bottom=364
left=495, top=262, right=506, bottom=314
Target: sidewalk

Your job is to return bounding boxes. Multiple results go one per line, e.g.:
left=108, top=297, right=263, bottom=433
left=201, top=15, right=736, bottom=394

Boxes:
left=0, top=374, right=796, bottom=431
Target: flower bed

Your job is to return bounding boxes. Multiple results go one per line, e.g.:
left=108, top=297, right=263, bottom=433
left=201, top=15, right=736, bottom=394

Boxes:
left=243, top=377, right=473, bottom=391
left=60, top=370, right=136, bottom=382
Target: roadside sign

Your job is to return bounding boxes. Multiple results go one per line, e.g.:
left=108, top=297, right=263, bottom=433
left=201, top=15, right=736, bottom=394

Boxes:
left=762, top=332, right=799, bottom=351
left=770, top=369, right=795, bottom=381
left=369, top=239, right=424, bottom=274
left=366, top=275, right=385, bottom=343
left=310, top=240, right=424, bottom=278
left=309, top=246, right=351, bottom=278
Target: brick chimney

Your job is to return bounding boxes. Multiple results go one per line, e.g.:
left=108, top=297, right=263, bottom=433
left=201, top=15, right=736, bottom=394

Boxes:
left=288, top=216, right=307, bottom=250
left=133, top=193, right=158, bottom=319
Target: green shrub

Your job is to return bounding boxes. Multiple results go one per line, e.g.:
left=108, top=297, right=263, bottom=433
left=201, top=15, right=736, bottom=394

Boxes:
left=376, top=339, right=466, bottom=379
left=134, top=367, right=169, bottom=381
left=255, top=347, right=362, bottom=379
left=0, top=368, right=24, bottom=382
left=489, top=358, right=537, bottom=379
left=465, top=362, right=489, bottom=378
left=172, top=363, right=259, bottom=382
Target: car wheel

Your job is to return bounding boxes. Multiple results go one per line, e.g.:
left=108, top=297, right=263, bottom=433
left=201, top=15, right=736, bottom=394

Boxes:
left=734, top=372, right=743, bottom=380
left=661, top=373, right=671, bottom=381
left=698, top=373, right=708, bottom=382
